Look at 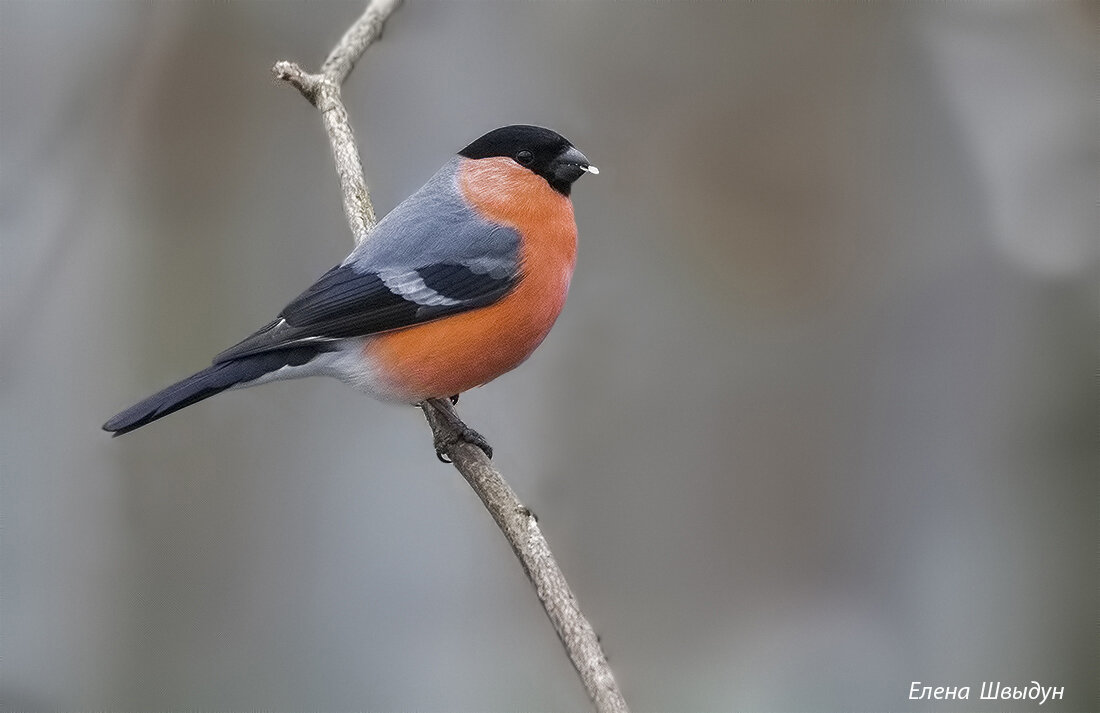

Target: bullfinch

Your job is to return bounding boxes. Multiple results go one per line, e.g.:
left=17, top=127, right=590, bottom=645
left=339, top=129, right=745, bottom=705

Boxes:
left=104, top=125, right=597, bottom=453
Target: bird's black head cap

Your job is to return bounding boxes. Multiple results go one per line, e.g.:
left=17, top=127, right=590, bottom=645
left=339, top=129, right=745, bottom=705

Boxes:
left=459, top=125, right=594, bottom=196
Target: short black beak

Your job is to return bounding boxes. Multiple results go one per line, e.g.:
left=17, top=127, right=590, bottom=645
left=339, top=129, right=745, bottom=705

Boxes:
left=549, top=146, right=597, bottom=194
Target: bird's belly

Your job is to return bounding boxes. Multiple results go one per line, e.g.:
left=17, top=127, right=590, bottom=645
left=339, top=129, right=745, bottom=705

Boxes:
left=358, top=266, right=572, bottom=402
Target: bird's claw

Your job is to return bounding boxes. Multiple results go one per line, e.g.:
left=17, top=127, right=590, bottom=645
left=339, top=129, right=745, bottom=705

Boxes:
left=460, top=426, right=493, bottom=459
left=434, top=425, right=493, bottom=462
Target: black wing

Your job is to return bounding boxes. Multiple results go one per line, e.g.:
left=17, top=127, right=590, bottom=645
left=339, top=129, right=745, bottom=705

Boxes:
left=213, top=261, right=519, bottom=364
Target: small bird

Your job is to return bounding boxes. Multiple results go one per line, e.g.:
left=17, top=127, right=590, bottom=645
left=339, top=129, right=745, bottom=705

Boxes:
left=104, top=125, right=597, bottom=454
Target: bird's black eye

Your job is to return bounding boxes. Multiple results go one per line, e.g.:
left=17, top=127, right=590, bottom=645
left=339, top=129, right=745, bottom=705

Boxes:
left=515, top=150, right=533, bottom=165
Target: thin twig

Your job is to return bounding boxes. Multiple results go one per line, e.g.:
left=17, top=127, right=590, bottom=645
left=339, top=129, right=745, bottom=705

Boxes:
left=272, top=0, right=403, bottom=242
left=273, top=3, right=629, bottom=711
left=320, top=0, right=402, bottom=84
left=421, top=398, right=630, bottom=712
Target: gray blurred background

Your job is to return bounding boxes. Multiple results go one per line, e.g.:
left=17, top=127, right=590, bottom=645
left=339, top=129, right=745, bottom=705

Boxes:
left=2, top=2, right=1096, bottom=711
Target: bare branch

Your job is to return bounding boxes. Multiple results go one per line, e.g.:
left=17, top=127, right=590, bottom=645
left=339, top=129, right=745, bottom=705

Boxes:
left=275, top=3, right=629, bottom=710
left=320, top=0, right=403, bottom=84
left=272, top=0, right=403, bottom=242
left=421, top=399, right=630, bottom=713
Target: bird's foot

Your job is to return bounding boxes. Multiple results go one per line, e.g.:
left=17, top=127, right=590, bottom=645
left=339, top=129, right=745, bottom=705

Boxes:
left=423, top=397, right=492, bottom=462
left=434, top=425, right=493, bottom=463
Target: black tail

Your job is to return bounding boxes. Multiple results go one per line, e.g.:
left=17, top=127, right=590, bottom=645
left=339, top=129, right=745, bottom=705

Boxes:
left=103, top=347, right=320, bottom=436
